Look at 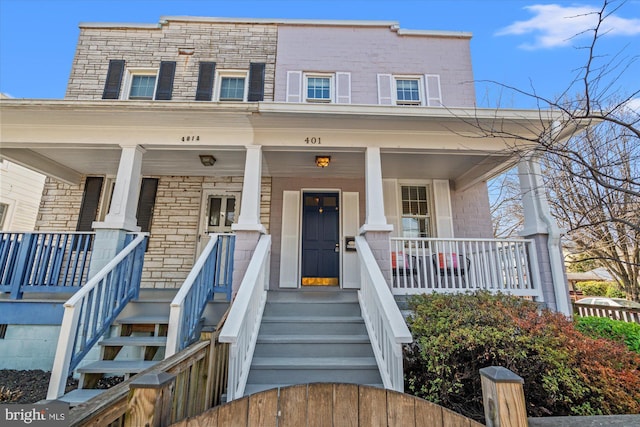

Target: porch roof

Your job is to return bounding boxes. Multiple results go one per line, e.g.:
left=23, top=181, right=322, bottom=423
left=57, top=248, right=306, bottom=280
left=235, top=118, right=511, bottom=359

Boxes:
left=0, top=100, right=583, bottom=189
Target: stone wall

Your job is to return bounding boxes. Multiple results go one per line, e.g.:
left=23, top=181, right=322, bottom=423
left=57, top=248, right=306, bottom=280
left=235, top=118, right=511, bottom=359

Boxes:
left=66, top=20, right=277, bottom=101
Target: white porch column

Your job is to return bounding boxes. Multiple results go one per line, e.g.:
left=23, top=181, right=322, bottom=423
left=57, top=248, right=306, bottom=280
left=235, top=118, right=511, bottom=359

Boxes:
left=361, top=147, right=393, bottom=233
left=231, top=145, right=266, bottom=295
left=360, top=147, right=394, bottom=286
left=518, top=155, right=571, bottom=316
left=89, top=145, right=144, bottom=278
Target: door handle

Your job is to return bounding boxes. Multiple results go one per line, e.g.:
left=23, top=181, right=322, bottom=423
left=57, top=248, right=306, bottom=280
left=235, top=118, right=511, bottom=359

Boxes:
left=335, top=243, right=340, bottom=252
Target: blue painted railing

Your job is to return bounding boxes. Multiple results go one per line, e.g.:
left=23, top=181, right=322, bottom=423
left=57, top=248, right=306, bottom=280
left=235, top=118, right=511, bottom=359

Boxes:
left=166, top=234, right=235, bottom=357
left=47, top=233, right=148, bottom=400
left=0, top=232, right=94, bottom=299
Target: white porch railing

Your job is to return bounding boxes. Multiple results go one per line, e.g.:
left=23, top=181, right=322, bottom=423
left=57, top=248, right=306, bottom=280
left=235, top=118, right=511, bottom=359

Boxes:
left=166, top=234, right=235, bottom=357
left=390, top=238, right=543, bottom=301
left=219, top=234, right=271, bottom=401
left=574, top=303, right=640, bottom=324
left=356, top=236, right=412, bottom=392
left=47, top=233, right=148, bottom=400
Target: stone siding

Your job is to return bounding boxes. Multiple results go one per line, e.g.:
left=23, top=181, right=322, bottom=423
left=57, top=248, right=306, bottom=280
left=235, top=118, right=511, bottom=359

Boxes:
left=36, top=177, right=88, bottom=231
left=451, top=181, right=493, bottom=238
left=66, top=21, right=277, bottom=101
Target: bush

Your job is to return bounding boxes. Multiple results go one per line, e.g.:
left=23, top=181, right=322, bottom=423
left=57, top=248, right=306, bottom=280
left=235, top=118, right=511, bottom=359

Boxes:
left=404, top=292, right=640, bottom=422
left=575, top=316, right=640, bottom=354
left=606, top=285, right=626, bottom=299
left=575, top=281, right=610, bottom=296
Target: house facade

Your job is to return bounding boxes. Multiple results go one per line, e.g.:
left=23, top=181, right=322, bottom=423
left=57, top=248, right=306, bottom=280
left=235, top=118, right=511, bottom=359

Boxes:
left=0, top=17, right=575, bottom=401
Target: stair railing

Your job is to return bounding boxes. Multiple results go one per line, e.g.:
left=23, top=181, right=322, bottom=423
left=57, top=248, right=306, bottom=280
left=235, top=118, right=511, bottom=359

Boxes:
left=47, top=232, right=148, bottom=400
left=166, top=233, right=235, bottom=357
left=355, top=236, right=412, bottom=392
left=219, top=234, right=271, bottom=401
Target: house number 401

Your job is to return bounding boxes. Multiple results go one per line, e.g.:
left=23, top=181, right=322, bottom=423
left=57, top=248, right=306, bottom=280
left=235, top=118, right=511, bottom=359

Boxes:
left=305, top=137, right=321, bottom=144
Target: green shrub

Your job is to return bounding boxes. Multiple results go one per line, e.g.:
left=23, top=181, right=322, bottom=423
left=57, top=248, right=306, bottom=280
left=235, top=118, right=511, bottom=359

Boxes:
left=575, top=281, right=610, bottom=296
left=575, top=316, right=640, bottom=353
left=404, top=292, right=640, bottom=422
left=606, top=285, right=626, bottom=299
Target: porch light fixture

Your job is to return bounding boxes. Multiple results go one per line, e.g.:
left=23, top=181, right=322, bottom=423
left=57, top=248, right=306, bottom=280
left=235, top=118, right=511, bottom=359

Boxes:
left=199, top=154, right=216, bottom=167
left=315, top=156, right=331, bottom=168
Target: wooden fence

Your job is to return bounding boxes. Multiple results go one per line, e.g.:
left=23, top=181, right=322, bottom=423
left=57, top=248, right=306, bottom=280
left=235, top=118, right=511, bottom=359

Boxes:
left=67, top=325, right=229, bottom=427
left=170, top=383, right=484, bottom=427
left=574, top=303, right=640, bottom=324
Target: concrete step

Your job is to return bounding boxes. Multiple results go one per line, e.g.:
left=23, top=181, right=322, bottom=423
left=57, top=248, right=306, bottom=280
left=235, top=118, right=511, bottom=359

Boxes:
left=243, top=382, right=386, bottom=397
left=266, top=290, right=359, bottom=303
left=115, top=315, right=169, bottom=325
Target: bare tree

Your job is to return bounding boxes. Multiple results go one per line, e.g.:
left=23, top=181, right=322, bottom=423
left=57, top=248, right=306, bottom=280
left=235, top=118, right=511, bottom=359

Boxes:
left=481, top=0, right=640, bottom=299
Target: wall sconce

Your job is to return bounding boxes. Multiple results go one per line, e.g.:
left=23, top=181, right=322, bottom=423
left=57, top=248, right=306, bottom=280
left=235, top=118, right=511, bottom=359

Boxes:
left=315, top=156, right=331, bottom=168
left=199, top=155, right=216, bottom=167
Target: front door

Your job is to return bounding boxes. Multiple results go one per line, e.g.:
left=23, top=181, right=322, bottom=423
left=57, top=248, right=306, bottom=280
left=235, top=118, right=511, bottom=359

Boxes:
left=196, top=191, right=239, bottom=257
left=301, top=192, right=340, bottom=286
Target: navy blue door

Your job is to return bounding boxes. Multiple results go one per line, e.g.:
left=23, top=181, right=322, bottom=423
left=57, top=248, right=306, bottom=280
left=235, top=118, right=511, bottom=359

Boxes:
left=301, top=192, right=340, bottom=286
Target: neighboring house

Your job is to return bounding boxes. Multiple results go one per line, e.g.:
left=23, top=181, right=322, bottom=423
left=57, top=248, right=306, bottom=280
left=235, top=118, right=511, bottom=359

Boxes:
left=0, top=17, right=581, bottom=404
left=0, top=160, right=46, bottom=231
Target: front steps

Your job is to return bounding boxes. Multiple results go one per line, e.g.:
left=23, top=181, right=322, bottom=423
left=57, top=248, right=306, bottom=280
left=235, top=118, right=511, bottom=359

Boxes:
left=244, top=289, right=383, bottom=396
left=57, top=289, right=229, bottom=406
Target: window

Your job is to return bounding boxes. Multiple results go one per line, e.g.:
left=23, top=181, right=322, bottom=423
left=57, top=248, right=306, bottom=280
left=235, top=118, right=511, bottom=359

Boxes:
left=220, top=77, right=246, bottom=101
left=216, top=71, right=248, bottom=102
left=400, top=185, right=432, bottom=237
left=207, top=195, right=237, bottom=232
left=0, top=202, right=8, bottom=229
left=306, top=76, right=332, bottom=102
left=395, top=78, right=422, bottom=105
left=124, top=70, right=158, bottom=100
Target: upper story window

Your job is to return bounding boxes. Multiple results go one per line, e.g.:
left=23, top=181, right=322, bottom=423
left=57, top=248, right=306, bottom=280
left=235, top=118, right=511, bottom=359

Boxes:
left=128, top=73, right=157, bottom=100
left=306, top=75, right=332, bottom=102
left=102, top=59, right=175, bottom=100
left=395, top=78, right=421, bottom=105
left=286, top=71, right=351, bottom=104
left=377, top=74, right=442, bottom=107
left=215, top=71, right=249, bottom=102
left=400, top=184, right=432, bottom=237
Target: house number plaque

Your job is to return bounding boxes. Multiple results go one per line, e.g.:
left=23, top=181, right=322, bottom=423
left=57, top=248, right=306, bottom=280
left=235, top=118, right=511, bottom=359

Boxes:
left=181, top=136, right=200, bottom=142
left=305, top=137, right=321, bottom=144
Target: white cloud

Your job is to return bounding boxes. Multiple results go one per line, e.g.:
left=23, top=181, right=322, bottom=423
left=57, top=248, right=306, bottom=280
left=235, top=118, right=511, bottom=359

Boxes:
left=496, top=4, right=640, bottom=49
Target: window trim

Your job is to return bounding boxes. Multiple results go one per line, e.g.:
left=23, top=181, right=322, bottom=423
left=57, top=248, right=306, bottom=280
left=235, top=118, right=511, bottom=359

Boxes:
left=123, top=68, right=159, bottom=100
left=0, top=202, right=9, bottom=229
left=214, top=70, right=249, bottom=102
left=304, top=73, right=334, bottom=103
left=394, top=76, right=425, bottom=106
left=398, top=181, right=434, bottom=237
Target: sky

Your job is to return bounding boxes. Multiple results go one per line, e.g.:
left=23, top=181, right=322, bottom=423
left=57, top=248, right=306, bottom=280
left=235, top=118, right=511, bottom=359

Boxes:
left=0, top=0, right=639, bottom=109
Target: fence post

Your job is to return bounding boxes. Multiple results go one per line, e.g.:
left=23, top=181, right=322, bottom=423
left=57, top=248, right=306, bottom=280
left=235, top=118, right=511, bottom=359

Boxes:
left=480, top=366, right=528, bottom=427
left=126, top=371, right=176, bottom=427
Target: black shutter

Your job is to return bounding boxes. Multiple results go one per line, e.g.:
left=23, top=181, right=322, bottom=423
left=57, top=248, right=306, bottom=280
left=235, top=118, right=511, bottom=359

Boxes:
left=248, top=62, right=266, bottom=102
left=102, top=60, right=125, bottom=99
left=195, top=62, right=216, bottom=101
left=155, top=61, right=176, bottom=100
left=76, top=177, right=104, bottom=231
left=136, top=178, right=159, bottom=233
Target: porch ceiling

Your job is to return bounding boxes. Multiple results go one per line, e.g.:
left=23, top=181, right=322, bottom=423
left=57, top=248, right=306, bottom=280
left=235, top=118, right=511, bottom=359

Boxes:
left=0, top=100, right=571, bottom=187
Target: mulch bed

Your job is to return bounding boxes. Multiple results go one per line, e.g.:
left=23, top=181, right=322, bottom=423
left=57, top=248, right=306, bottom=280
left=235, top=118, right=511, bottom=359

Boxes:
left=0, top=370, right=123, bottom=404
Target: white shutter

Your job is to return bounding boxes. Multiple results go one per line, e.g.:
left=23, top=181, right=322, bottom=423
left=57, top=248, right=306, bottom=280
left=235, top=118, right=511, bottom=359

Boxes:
left=383, top=179, right=399, bottom=237
left=279, top=191, right=300, bottom=287
left=286, top=71, right=303, bottom=103
left=377, top=74, right=393, bottom=105
left=342, top=192, right=360, bottom=288
left=432, top=179, right=454, bottom=237
left=336, top=72, right=351, bottom=104
left=425, top=74, right=442, bottom=107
